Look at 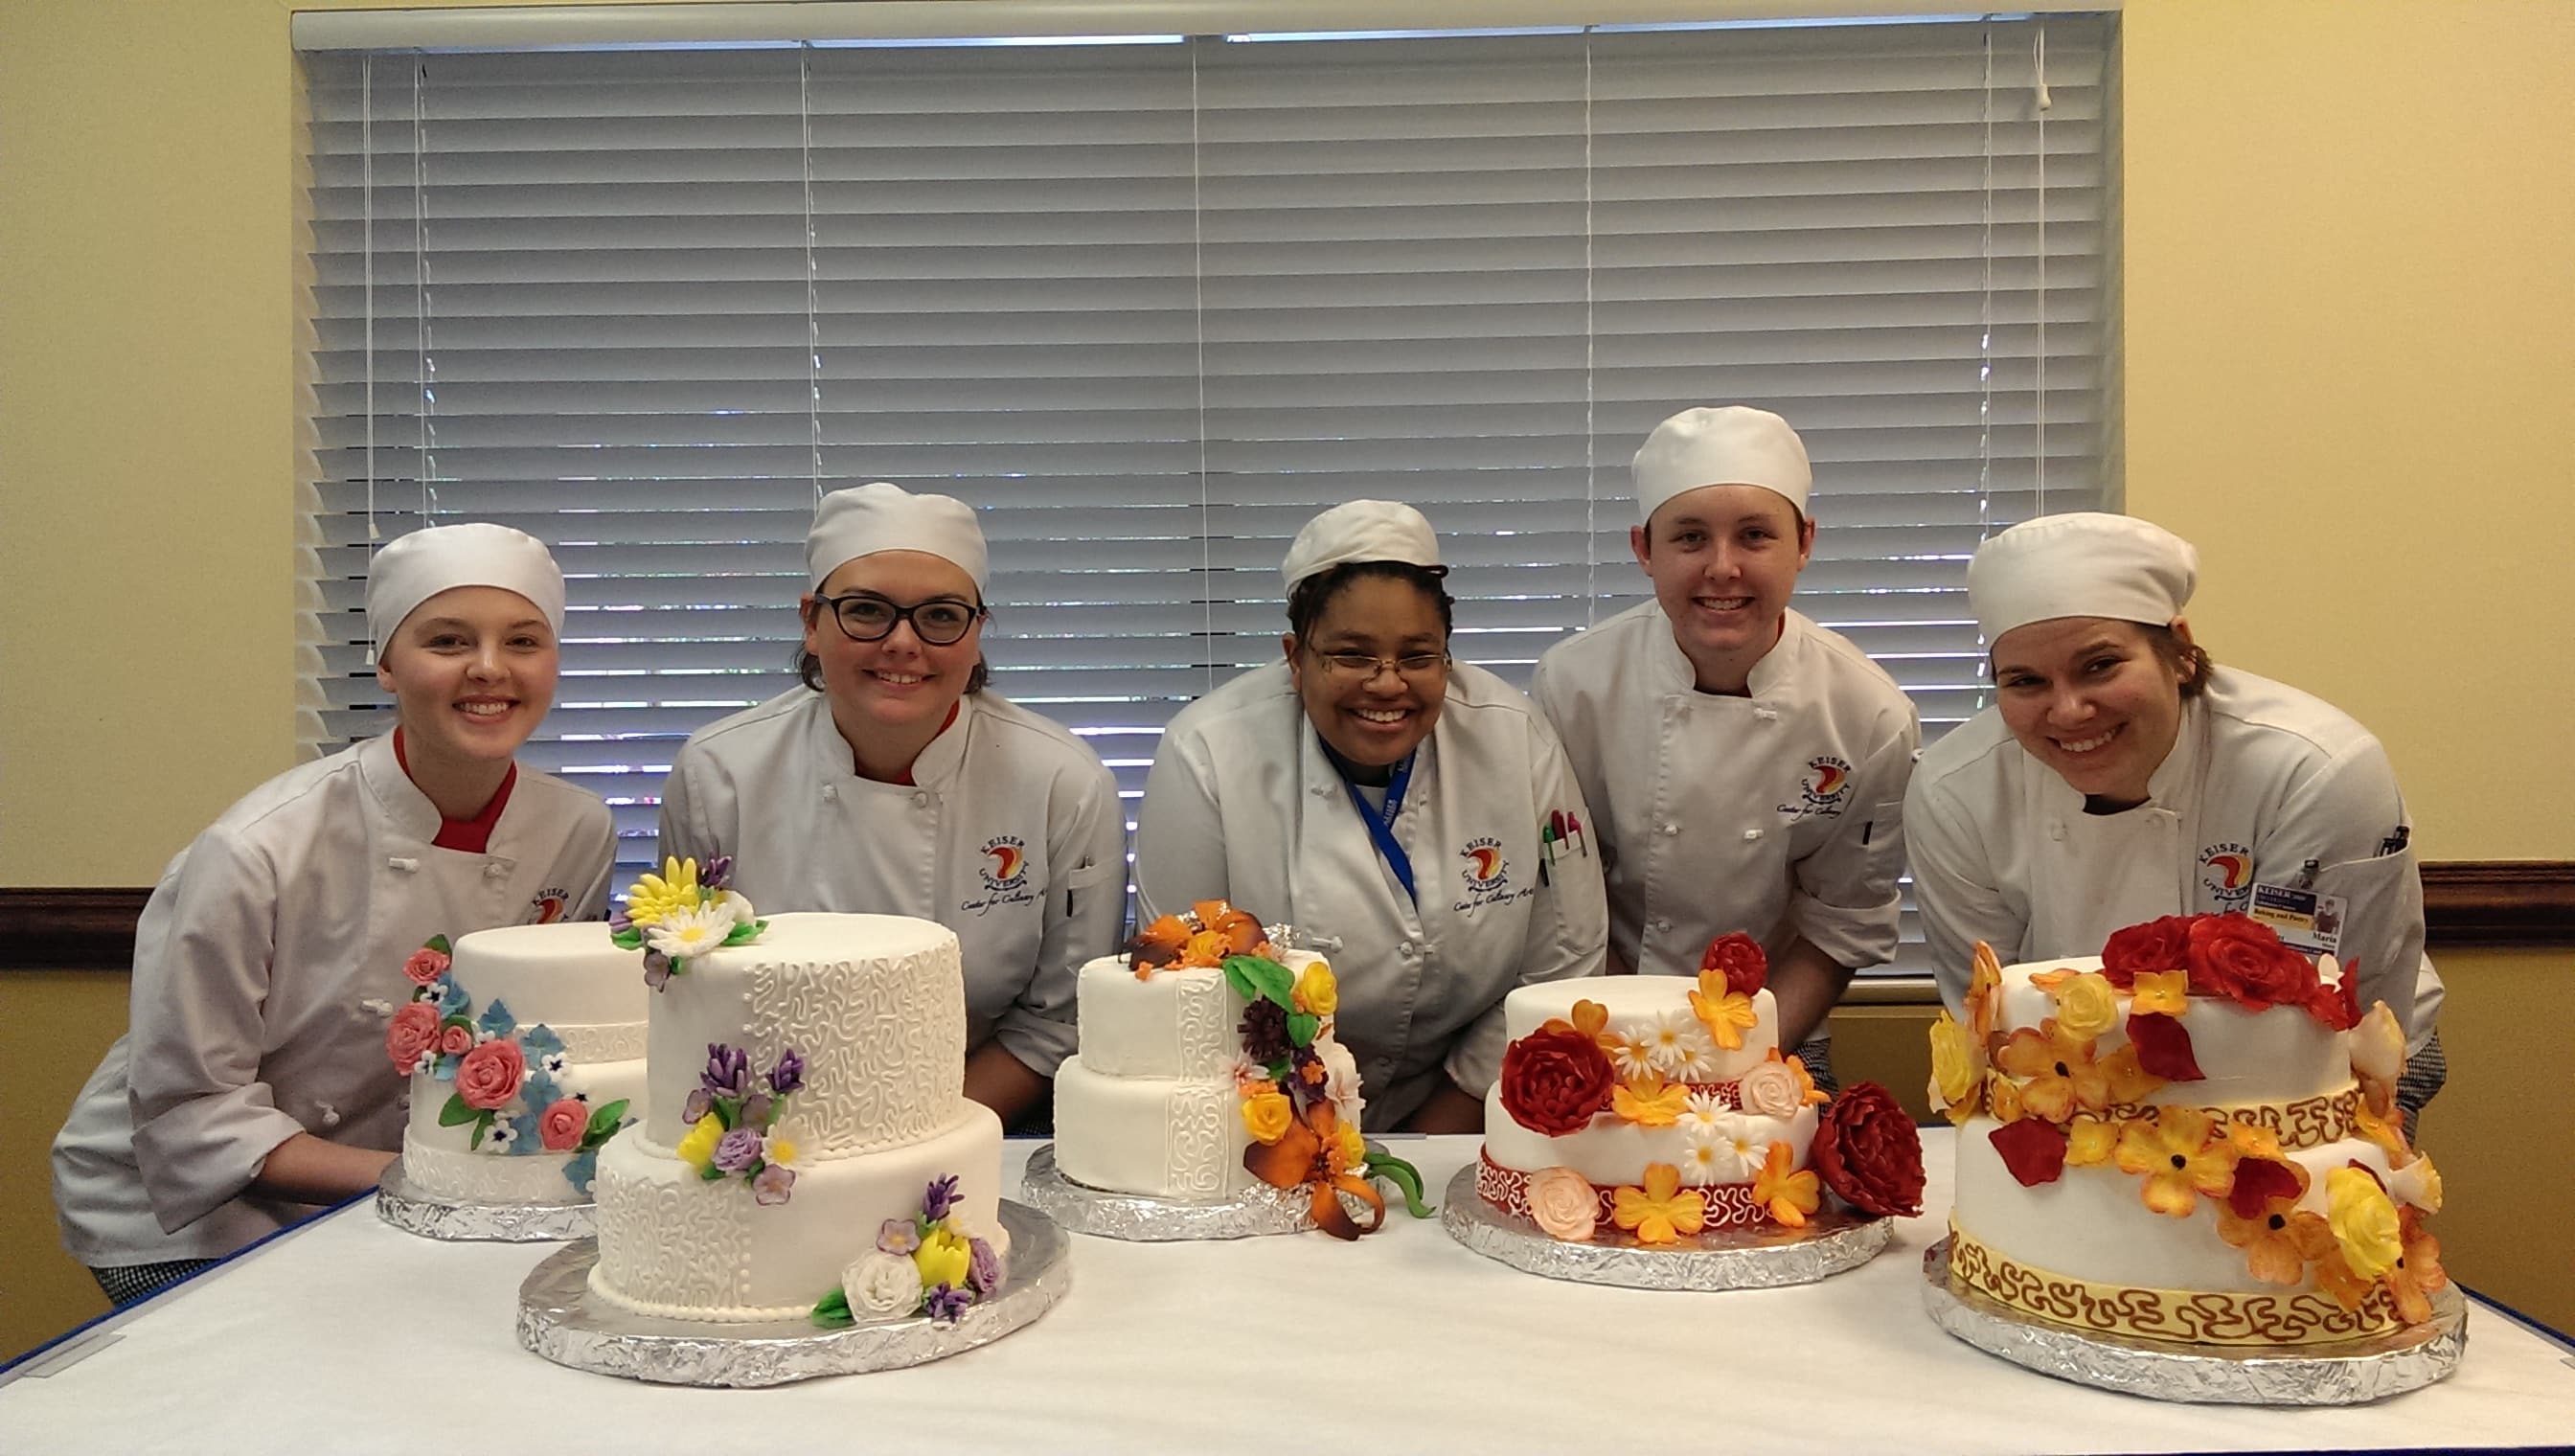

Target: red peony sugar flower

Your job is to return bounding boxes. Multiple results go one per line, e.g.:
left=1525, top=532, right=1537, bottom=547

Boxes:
left=1498, top=1026, right=1617, bottom=1136
left=2184, top=914, right=2321, bottom=1012
left=1811, top=1081, right=1925, bottom=1217
left=2099, top=915, right=2195, bottom=990
left=454, top=1037, right=527, bottom=1112
left=1698, top=932, right=1769, bottom=997
left=1989, top=1117, right=2071, bottom=1187
left=384, top=1002, right=442, bottom=1074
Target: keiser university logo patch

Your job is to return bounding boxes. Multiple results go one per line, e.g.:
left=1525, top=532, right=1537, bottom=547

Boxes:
left=1455, top=835, right=1536, bottom=915
left=1776, top=754, right=1855, bottom=821
left=962, top=833, right=1037, bottom=919
left=2199, top=842, right=2255, bottom=911
left=526, top=888, right=571, bottom=925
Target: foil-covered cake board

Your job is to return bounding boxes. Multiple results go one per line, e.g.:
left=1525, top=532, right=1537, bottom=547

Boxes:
left=376, top=1159, right=596, bottom=1242
left=1920, top=1238, right=2467, bottom=1405
left=516, top=1199, right=1068, bottom=1387
left=1439, top=1164, right=1893, bottom=1290
left=1017, top=1142, right=1317, bottom=1240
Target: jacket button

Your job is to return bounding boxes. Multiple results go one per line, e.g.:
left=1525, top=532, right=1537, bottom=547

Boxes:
left=1743, top=828, right=1763, bottom=841
left=822, top=784, right=837, bottom=802
left=912, top=792, right=930, bottom=808
left=1660, top=822, right=1678, bottom=837
left=1652, top=917, right=1671, bottom=932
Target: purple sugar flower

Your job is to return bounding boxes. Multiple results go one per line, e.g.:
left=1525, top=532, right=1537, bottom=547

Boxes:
left=713, top=1126, right=764, bottom=1173
left=740, top=1091, right=774, bottom=1129
left=702, top=854, right=734, bottom=891
left=643, top=949, right=672, bottom=990
left=967, top=1237, right=1004, bottom=1297
left=923, top=1174, right=961, bottom=1221
left=609, top=906, right=632, bottom=935
left=701, top=1043, right=749, bottom=1098
left=752, top=1163, right=796, bottom=1207
left=877, top=1218, right=921, bottom=1256
left=681, top=1087, right=713, bottom=1126
left=766, top=1048, right=806, bottom=1096
left=923, top=1284, right=971, bottom=1324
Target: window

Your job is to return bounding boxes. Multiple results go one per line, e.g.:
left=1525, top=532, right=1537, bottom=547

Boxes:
left=303, top=15, right=2113, bottom=967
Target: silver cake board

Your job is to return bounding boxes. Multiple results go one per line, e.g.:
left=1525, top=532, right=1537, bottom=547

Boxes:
left=516, top=1199, right=1068, bottom=1387
left=376, top=1158, right=596, bottom=1242
left=1921, top=1238, right=2467, bottom=1405
left=1016, top=1141, right=1319, bottom=1240
left=1439, top=1163, right=1892, bottom=1290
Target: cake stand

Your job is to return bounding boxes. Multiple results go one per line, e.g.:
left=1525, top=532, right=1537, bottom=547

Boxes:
left=375, top=1157, right=596, bottom=1242
left=1015, top=1142, right=1321, bottom=1240
left=1439, top=1164, right=1893, bottom=1290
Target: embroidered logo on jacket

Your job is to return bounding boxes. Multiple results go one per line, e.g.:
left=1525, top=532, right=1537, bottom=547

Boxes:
left=1776, top=755, right=1855, bottom=820
left=2199, top=843, right=2255, bottom=910
left=979, top=836, right=1029, bottom=893
left=526, top=889, right=570, bottom=925
left=1454, top=836, right=1536, bottom=915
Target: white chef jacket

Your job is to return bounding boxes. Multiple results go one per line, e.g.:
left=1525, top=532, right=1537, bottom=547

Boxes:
left=1133, top=661, right=1607, bottom=1128
left=656, top=688, right=1124, bottom=1077
left=51, top=733, right=614, bottom=1265
left=1906, top=668, right=2446, bottom=1051
left=1531, top=604, right=1920, bottom=982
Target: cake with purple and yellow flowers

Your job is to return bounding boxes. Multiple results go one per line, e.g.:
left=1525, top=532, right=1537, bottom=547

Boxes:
left=583, top=859, right=1012, bottom=1325
left=1936, top=913, right=2447, bottom=1347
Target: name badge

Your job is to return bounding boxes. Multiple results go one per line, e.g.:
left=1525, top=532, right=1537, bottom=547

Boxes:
left=2249, top=882, right=2345, bottom=956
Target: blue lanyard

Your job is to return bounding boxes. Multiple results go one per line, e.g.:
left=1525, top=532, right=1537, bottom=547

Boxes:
left=1340, top=750, right=1417, bottom=903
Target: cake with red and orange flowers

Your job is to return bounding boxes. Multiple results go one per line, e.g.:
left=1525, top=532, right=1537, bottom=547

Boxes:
left=1935, top=913, right=2445, bottom=1346
left=1478, top=934, right=1924, bottom=1245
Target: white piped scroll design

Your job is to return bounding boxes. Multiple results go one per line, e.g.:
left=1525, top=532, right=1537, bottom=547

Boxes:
left=750, top=943, right=965, bottom=1159
left=1163, top=1082, right=1236, bottom=1198
left=541, top=1020, right=649, bottom=1063
left=399, top=1141, right=585, bottom=1203
left=589, top=1142, right=758, bottom=1317
left=1169, top=972, right=1237, bottom=1081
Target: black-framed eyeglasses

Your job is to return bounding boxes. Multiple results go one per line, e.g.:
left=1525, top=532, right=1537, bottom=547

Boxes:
left=814, top=591, right=985, bottom=646
left=1309, top=648, right=1450, bottom=681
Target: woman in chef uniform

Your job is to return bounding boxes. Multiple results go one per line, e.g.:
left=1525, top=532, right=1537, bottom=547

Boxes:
left=1133, top=501, right=1607, bottom=1133
left=1530, top=406, right=1920, bottom=1088
left=657, top=483, right=1123, bottom=1126
left=1906, top=512, right=2447, bottom=1115
left=52, top=524, right=615, bottom=1304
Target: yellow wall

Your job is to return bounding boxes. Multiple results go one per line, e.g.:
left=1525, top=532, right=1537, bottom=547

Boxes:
left=5, top=0, right=2572, bottom=1360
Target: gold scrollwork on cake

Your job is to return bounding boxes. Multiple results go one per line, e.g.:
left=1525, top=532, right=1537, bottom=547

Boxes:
left=1946, top=1223, right=2399, bottom=1346
left=2093, top=1086, right=2360, bottom=1152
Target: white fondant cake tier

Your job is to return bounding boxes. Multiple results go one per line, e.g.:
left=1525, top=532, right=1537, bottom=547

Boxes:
left=1053, top=1056, right=1251, bottom=1199
left=641, top=912, right=965, bottom=1156
left=401, top=922, right=650, bottom=1203
left=1498, top=977, right=1782, bottom=1081
left=1989, top=955, right=2349, bottom=1107
left=1952, top=1115, right=2397, bottom=1295
left=1072, top=952, right=1319, bottom=1080
left=587, top=1103, right=1004, bottom=1322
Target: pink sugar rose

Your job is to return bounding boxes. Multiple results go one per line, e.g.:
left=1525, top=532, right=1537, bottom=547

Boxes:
left=537, top=1098, right=591, bottom=1152
left=438, top=1023, right=474, bottom=1056
left=1734, top=1059, right=1804, bottom=1121
left=385, top=1003, right=442, bottom=1074
left=455, top=1038, right=526, bottom=1111
left=1524, top=1166, right=1601, bottom=1243
left=401, top=946, right=451, bottom=986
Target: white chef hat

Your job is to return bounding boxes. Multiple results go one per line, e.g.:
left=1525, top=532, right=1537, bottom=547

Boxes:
left=1280, top=499, right=1447, bottom=588
left=1969, top=512, right=2200, bottom=643
left=1631, top=405, right=1812, bottom=526
left=367, top=523, right=565, bottom=655
left=806, top=482, right=990, bottom=594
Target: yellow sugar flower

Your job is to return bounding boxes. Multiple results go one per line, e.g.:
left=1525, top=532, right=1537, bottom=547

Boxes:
left=1292, top=962, right=1338, bottom=1017
left=1241, top=1090, right=1294, bottom=1145
left=1994, top=1019, right=2110, bottom=1124
left=1926, top=1010, right=1983, bottom=1122
left=1752, top=1141, right=1821, bottom=1228
left=1986, top=1070, right=2026, bottom=1125
left=1332, top=1119, right=1367, bottom=1176
left=2113, top=1105, right=2240, bottom=1217
left=2128, top=968, right=2189, bottom=1016
left=674, top=1111, right=724, bottom=1172
left=1689, top=978, right=1759, bottom=1051
left=2223, top=1121, right=2284, bottom=1162
left=1610, top=1163, right=1706, bottom=1245
left=623, top=856, right=705, bottom=927
left=914, top=1225, right=973, bottom=1289
left=2064, top=1114, right=2123, bottom=1167
left=2048, top=972, right=2121, bottom=1041
left=2096, top=1044, right=2167, bottom=1106
left=1612, top=1075, right=1691, bottom=1127
left=2326, top=1166, right=2403, bottom=1281
left=2351, top=1098, right=2412, bottom=1161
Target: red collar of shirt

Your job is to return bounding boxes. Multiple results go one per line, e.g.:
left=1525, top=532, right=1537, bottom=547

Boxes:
left=393, top=728, right=519, bottom=853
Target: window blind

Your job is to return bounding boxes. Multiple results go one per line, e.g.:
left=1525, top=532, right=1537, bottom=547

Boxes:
left=303, top=17, right=2112, bottom=967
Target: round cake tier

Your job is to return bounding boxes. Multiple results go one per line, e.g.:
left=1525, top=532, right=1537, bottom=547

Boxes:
left=588, top=1103, right=1004, bottom=1323
left=642, top=912, right=965, bottom=1157
left=1951, top=1113, right=2399, bottom=1296
left=1994, top=955, right=2351, bottom=1107
left=401, top=1056, right=647, bottom=1202
left=1480, top=1081, right=1817, bottom=1190
left=448, top=921, right=653, bottom=1034
left=1072, top=950, right=1322, bottom=1081
left=1499, top=976, right=1781, bottom=1081
left=1051, top=1056, right=1251, bottom=1199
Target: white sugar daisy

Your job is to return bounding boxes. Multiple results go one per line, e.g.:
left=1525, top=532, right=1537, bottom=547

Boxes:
left=644, top=902, right=734, bottom=962
left=1704, top=1111, right=1766, bottom=1182
left=1639, top=1009, right=1712, bottom=1077
left=1677, top=1140, right=1729, bottom=1188
left=1676, top=1090, right=1730, bottom=1145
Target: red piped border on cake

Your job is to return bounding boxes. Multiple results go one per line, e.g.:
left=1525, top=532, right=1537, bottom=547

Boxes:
left=1476, top=1149, right=1769, bottom=1232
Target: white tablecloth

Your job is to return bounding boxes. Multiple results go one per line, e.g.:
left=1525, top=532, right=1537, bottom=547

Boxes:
left=7, top=1133, right=2572, bottom=1454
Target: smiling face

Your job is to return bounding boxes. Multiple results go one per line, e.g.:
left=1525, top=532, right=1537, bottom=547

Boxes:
left=375, top=585, right=559, bottom=769
left=1631, top=483, right=1813, bottom=693
left=1285, top=573, right=1450, bottom=768
left=802, top=549, right=985, bottom=746
left=1991, top=615, right=2197, bottom=807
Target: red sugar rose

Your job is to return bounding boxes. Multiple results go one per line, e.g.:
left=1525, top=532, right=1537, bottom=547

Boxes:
left=454, top=1037, right=526, bottom=1112
left=2185, top=914, right=2321, bottom=1012
left=384, top=1002, right=441, bottom=1074
left=2099, top=915, right=2195, bottom=990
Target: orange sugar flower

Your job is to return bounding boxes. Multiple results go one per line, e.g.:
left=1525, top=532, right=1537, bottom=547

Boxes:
left=2311, top=1244, right=2377, bottom=1312
left=1994, top=1019, right=2110, bottom=1124
left=2112, top=1105, right=2241, bottom=1217
left=1242, top=1099, right=1385, bottom=1241
left=1781, top=1052, right=1830, bottom=1107
left=2388, top=1208, right=2448, bottom=1325
left=2223, top=1121, right=2286, bottom=1162
left=2128, top=968, right=2190, bottom=1016
left=1966, top=943, right=2005, bottom=1047
left=1689, top=976, right=1759, bottom=1051
left=1986, top=1070, right=2026, bottom=1125
left=2026, top=967, right=2076, bottom=992
left=1612, top=1075, right=1692, bottom=1127
left=2096, top=1043, right=2167, bottom=1106
left=2219, top=1196, right=2339, bottom=1287
left=1610, top=1163, right=1706, bottom=1245
left=2352, top=1099, right=2412, bottom=1162
left=2064, top=1114, right=2123, bottom=1168
left=1752, top=1141, right=1821, bottom=1228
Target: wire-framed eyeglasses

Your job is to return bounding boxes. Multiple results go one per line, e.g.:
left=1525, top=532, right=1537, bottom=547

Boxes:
left=814, top=591, right=984, bottom=646
left=1309, top=648, right=1450, bottom=682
